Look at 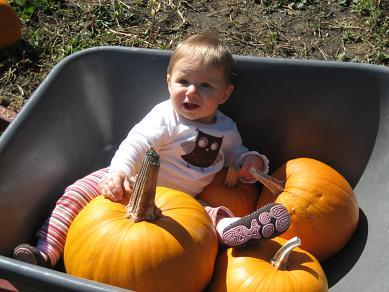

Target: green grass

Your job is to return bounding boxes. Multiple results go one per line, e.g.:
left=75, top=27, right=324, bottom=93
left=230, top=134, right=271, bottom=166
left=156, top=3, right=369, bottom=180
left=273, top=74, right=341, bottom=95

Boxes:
left=351, top=0, right=388, bottom=62
left=9, top=0, right=63, bottom=21
left=261, top=0, right=317, bottom=11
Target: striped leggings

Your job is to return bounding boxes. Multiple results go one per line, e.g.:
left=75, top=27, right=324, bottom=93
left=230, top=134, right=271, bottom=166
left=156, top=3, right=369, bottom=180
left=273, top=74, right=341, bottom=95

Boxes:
left=36, top=168, right=233, bottom=266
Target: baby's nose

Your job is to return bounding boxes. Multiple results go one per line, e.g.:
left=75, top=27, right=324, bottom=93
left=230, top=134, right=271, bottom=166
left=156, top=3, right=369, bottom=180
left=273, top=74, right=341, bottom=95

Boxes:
left=186, top=84, right=198, bottom=95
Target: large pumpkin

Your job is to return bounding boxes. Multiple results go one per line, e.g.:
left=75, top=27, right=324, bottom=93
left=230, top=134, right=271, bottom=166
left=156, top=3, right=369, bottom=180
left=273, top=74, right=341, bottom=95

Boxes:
left=256, top=157, right=359, bottom=261
left=197, top=166, right=259, bottom=217
left=208, top=236, right=328, bottom=292
left=0, top=0, right=21, bottom=48
left=64, top=149, right=218, bottom=291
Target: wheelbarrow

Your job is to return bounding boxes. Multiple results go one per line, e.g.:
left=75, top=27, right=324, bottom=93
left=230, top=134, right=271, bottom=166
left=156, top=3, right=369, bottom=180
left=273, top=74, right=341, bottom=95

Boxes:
left=0, top=46, right=388, bottom=291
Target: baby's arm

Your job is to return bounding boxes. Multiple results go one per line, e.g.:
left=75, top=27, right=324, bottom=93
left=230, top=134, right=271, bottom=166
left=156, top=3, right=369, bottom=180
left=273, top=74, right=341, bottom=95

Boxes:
left=239, top=154, right=267, bottom=183
left=224, top=121, right=270, bottom=183
left=101, top=102, right=172, bottom=202
left=101, top=132, right=146, bottom=202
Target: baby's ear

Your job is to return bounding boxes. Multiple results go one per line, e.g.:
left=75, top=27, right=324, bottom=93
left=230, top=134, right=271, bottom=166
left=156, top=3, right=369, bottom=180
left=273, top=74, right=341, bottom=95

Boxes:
left=220, top=84, right=234, bottom=104
left=167, top=74, right=172, bottom=91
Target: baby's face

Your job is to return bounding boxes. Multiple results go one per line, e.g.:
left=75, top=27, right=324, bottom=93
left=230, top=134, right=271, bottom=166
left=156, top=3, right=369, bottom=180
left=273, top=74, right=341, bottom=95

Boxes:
left=167, top=56, right=233, bottom=124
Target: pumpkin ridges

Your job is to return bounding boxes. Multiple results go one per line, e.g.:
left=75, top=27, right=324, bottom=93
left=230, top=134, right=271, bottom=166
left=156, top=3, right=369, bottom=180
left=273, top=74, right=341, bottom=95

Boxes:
left=248, top=261, right=279, bottom=290
left=286, top=187, right=356, bottom=222
left=93, top=224, right=129, bottom=284
left=284, top=159, right=351, bottom=194
left=279, top=187, right=357, bottom=258
left=65, top=198, right=136, bottom=278
left=236, top=264, right=268, bottom=291
left=225, top=244, right=272, bottom=290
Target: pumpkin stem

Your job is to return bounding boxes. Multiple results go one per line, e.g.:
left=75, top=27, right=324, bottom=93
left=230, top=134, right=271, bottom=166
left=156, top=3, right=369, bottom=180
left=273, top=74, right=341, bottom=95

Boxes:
left=271, top=236, right=301, bottom=270
left=249, top=167, right=285, bottom=195
left=126, top=147, right=162, bottom=222
left=224, top=164, right=240, bottom=187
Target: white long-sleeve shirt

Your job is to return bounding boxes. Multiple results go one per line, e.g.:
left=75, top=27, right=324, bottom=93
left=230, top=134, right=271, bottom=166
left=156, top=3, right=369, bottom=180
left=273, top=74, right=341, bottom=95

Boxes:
left=110, top=100, right=268, bottom=196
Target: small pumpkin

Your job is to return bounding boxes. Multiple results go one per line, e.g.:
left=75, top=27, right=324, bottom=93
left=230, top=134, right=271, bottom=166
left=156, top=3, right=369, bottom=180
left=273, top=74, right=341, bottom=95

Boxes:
left=208, top=236, right=328, bottom=292
left=255, top=157, right=359, bottom=261
left=64, top=148, right=218, bottom=291
left=0, top=0, right=21, bottom=48
left=197, top=166, right=259, bottom=217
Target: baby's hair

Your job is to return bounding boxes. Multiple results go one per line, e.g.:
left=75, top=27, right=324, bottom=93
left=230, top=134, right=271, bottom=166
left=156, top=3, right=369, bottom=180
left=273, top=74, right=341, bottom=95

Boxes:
left=167, top=34, right=234, bottom=83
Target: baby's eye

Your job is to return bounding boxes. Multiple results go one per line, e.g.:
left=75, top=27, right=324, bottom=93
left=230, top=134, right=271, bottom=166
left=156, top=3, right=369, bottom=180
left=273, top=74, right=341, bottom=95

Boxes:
left=178, top=79, right=189, bottom=85
left=200, top=83, right=211, bottom=89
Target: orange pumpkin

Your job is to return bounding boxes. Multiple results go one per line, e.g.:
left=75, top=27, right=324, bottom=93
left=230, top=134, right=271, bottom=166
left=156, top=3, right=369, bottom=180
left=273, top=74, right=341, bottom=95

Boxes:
left=198, top=166, right=259, bottom=217
left=208, top=236, right=328, bottom=292
left=64, top=149, right=218, bottom=291
left=0, top=0, right=21, bottom=48
left=255, top=158, right=359, bottom=261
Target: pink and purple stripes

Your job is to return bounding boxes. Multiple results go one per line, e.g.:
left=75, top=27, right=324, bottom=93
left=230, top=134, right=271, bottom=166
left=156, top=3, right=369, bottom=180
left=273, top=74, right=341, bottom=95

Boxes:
left=36, top=168, right=108, bottom=265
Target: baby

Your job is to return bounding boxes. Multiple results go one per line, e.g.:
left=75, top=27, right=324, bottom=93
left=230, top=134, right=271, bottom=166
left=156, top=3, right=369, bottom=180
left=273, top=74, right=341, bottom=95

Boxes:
left=13, top=34, right=290, bottom=267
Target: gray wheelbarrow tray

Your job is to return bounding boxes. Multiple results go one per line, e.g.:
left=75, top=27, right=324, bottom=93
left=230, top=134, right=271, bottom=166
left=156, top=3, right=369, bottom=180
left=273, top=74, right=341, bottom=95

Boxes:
left=0, top=46, right=388, bottom=291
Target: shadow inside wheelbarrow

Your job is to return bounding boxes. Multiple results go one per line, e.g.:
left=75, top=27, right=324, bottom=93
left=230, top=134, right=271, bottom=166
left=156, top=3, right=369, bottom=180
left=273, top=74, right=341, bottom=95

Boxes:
left=322, top=208, right=368, bottom=287
left=0, top=46, right=388, bottom=291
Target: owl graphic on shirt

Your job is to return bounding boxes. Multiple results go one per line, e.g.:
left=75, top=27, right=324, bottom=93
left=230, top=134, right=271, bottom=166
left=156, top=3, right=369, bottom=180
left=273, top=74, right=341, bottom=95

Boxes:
left=180, top=129, right=223, bottom=169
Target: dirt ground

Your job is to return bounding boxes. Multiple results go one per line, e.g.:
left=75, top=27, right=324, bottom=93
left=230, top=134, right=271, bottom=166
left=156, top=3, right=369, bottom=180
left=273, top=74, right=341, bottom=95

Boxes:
left=168, top=1, right=365, bottom=59
left=0, top=0, right=388, bottom=114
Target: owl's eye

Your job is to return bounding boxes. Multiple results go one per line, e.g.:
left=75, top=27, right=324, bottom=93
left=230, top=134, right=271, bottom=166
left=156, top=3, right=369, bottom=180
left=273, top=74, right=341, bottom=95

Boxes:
left=198, top=137, right=208, bottom=148
left=210, top=142, right=219, bottom=151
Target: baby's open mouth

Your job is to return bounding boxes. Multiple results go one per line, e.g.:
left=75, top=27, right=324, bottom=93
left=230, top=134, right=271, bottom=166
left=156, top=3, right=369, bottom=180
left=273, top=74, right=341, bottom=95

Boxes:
left=183, top=102, right=200, bottom=110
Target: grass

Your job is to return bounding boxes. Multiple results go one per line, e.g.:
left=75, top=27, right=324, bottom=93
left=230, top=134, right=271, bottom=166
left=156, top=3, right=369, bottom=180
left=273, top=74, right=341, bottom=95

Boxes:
left=0, top=0, right=388, bottom=113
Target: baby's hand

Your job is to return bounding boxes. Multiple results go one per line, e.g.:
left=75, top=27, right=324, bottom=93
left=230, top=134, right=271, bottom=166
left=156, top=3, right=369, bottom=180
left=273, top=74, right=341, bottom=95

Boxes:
left=99, top=171, right=134, bottom=202
left=239, top=155, right=264, bottom=183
